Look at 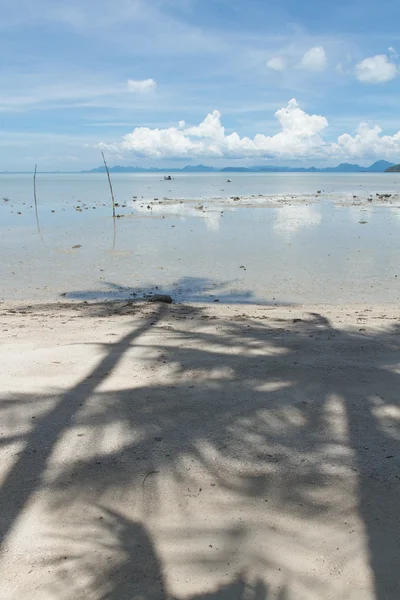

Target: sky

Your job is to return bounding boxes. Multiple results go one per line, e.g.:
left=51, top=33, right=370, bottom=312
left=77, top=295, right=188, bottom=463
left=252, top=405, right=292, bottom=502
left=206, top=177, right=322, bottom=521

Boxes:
left=1, top=0, right=400, bottom=171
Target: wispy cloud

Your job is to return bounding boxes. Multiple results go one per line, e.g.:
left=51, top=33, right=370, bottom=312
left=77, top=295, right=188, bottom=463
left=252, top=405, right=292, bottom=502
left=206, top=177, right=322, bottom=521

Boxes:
left=0, top=78, right=158, bottom=112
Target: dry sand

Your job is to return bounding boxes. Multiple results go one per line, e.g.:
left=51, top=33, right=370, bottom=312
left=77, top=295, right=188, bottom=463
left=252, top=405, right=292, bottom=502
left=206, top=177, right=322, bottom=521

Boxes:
left=0, top=300, right=399, bottom=599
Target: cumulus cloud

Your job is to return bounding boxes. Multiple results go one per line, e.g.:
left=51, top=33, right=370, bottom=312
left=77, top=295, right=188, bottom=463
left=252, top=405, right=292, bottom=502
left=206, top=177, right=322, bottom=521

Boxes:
left=98, top=99, right=400, bottom=161
left=300, top=46, right=327, bottom=71
left=127, top=78, right=157, bottom=93
left=355, top=54, right=398, bottom=84
left=332, top=123, right=400, bottom=158
left=267, top=56, right=286, bottom=71
left=99, top=99, right=328, bottom=159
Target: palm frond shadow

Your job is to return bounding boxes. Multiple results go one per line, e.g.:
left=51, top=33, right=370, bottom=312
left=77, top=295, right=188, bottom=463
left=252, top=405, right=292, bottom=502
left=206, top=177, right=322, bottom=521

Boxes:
left=60, top=277, right=293, bottom=305
left=0, top=301, right=399, bottom=598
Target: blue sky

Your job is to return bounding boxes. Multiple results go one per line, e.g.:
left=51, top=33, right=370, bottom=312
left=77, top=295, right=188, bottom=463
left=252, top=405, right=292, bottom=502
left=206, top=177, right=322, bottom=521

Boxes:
left=1, top=0, right=400, bottom=170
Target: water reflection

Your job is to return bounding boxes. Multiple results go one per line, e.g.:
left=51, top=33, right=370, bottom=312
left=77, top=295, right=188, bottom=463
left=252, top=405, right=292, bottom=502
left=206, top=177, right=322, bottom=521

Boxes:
left=1, top=190, right=400, bottom=304
left=133, top=201, right=227, bottom=232
left=390, top=206, right=400, bottom=223
left=272, top=204, right=322, bottom=239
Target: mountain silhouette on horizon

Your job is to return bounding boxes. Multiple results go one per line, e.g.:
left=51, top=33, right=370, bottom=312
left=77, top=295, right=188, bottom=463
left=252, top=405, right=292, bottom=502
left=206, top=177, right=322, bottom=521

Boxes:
left=86, top=160, right=395, bottom=174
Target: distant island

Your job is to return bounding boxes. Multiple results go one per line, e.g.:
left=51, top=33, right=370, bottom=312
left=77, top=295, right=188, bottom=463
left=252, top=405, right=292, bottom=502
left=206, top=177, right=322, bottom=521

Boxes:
left=385, top=163, right=400, bottom=172
left=86, top=160, right=395, bottom=174
left=1, top=160, right=398, bottom=175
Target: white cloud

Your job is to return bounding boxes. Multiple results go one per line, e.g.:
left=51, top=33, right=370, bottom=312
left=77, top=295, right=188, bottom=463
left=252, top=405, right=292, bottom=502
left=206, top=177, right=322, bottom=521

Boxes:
left=127, top=78, right=157, bottom=93
left=355, top=54, right=398, bottom=84
left=300, top=46, right=327, bottom=71
left=98, top=98, right=400, bottom=162
left=331, top=123, right=400, bottom=158
left=98, top=99, right=328, bottom=159
left=267, top=56, right=286, bottom=71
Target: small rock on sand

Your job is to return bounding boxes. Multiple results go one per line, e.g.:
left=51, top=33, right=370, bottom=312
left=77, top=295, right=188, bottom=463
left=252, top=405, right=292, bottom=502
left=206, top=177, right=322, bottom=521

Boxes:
left=148, top=294, right=173, bottom=304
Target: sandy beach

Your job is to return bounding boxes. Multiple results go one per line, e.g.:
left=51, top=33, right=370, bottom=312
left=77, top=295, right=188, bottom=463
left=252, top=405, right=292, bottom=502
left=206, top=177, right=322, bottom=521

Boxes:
left=0, top=299, right=399, bottom=599
left=4, top=0, right=400, bottom=595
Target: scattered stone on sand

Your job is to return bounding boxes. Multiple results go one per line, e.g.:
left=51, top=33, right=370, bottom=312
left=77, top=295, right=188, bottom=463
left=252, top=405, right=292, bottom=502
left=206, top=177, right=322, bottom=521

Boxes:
left=147, top=294, right=173, bottom=304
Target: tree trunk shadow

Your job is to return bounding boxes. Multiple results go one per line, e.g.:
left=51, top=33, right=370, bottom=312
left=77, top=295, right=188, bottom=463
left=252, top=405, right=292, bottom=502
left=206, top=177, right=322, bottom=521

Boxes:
left=0, top=305, right=165, bottom=550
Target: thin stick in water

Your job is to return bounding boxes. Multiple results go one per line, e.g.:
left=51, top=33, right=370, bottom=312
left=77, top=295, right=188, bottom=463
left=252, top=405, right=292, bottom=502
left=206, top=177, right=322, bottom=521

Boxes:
left=101, top=151, right=116, bottom=218
left=33, top=164, right=37, bottom=208
left=112, top=215, right=116, bottom=252
left=33, top=164, right=43, bottom=241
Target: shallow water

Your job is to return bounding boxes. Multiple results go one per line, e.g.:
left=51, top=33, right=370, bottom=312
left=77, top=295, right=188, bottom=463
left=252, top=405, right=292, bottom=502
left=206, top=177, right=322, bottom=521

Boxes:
left=1, top=173, right=400, bottom=304
left=1, top=171, right=400, bottom=204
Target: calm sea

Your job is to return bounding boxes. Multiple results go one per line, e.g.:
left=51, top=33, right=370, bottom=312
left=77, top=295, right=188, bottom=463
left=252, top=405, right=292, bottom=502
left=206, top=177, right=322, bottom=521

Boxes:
left=1, top=171, right=400, bottom=204
left=1, top=172, right=399, bottom=304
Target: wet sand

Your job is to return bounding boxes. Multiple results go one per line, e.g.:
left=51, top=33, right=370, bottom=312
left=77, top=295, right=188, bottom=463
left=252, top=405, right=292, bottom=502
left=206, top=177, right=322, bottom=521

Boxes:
left=0, top=300, right=399, bottom=599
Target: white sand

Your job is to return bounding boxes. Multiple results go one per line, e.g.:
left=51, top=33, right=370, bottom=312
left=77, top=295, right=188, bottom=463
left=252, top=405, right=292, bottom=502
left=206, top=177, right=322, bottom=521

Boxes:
left=0, top=300, right=399, bottom=599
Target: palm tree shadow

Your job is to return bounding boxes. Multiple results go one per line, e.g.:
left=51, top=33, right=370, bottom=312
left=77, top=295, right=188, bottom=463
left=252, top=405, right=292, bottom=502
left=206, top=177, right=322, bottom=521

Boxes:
left=0, top=301, right=399, bottom=598
left=62, top=277, right=293, bottom=305
left=48, top=507, right=268, bottom=600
